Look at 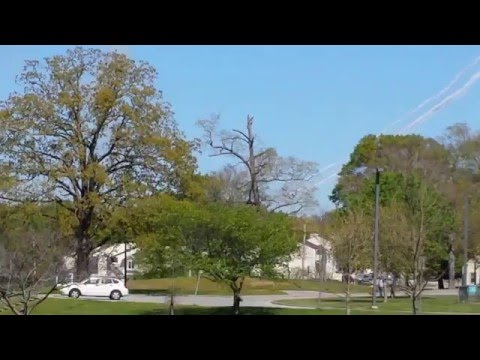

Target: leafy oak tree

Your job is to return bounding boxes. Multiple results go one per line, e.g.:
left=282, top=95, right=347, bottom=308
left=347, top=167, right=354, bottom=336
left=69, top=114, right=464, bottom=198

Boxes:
left=0, top=47, right=197, bottom=280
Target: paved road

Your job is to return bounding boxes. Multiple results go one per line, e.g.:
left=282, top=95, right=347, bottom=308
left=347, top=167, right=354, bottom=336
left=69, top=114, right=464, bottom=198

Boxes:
left=50, top=288, right=459, bottom=309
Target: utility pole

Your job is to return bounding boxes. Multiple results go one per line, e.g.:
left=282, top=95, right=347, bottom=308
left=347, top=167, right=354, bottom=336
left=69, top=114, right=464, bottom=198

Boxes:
left=462, top=195, right=470, bottom=286
left=302, top=223, right=306, bottom=279
left=124, top=242, right=128, bottom=286
left=372, top=168, right=382, bottom=309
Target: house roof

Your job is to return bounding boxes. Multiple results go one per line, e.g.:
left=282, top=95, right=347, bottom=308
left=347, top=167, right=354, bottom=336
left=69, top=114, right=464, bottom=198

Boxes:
left=91, top=243, right=137, bottom=257
left=303, top=234, right=332, bottom=251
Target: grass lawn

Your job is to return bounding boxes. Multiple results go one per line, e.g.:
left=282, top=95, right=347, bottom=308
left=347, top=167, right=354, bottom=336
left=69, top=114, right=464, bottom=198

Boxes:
left=128, top=277, right=369, bottom=296
left=0, top=298, right=348, bottom=315
left=274, top=296, right=480, bottom=314
left=2, top=296, right=479, bottom=315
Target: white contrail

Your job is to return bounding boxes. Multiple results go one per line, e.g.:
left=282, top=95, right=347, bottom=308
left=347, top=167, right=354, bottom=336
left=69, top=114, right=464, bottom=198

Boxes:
left=409, top=60, right=476, bottom=112
left=315, top=55, right=480, bottom=200
left=401, top=70, right=480, bottom=133
left=317, top=172, right=339, bottom=185
left=382, top=55, right=480, bottom=134
left=319, top=162, right=338, bottom=173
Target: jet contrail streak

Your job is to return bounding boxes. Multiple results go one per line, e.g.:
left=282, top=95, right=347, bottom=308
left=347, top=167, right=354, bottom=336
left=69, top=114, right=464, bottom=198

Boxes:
left=382, top=55, right=480, bottom=134
left=319, top=162, right=338, bottom=173
left=401, top=70, right=480, bottom=133
left=316, top=172, right=339, bottom=186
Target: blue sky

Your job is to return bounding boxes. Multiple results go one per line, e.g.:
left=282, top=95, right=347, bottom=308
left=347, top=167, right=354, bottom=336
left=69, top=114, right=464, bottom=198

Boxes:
left=1, top=45, right=480, bottom=213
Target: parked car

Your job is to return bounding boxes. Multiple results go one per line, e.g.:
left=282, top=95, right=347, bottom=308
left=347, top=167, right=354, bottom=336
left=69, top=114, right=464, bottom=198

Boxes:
left=358, top=273, right=374, bottom=284
left=58, top=276, right=129, bottom=300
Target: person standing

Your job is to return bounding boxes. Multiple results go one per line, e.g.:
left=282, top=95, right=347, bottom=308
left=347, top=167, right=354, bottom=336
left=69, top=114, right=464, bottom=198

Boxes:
left=390, top=275, right=397, bottom=299
left=377, top=277, right=384, bottom=298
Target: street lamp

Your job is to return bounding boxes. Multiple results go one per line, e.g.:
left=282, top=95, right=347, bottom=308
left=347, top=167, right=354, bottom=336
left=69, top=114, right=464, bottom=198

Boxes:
left=372, top=167, right=383, bottom=309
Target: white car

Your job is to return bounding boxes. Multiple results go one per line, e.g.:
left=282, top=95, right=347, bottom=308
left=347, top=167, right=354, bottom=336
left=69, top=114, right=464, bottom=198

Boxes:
left=59, top=276, right=129, bottom=300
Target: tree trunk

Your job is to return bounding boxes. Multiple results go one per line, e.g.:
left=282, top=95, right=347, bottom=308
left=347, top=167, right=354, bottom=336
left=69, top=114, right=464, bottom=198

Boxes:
left=412, top=294, right=417, bottom=315
left=76, top=245, right=91, bottom=281
left=346, top=279, right=351, bottom=315
left=438, top=278, right=444, bottom=289
left=74, top=211, right=94, bottom=281
left=230, top=277, right=245, bottom=315
left=233, top=289, right=241, bottom=315
left=449, top=250, right=455, bottom=289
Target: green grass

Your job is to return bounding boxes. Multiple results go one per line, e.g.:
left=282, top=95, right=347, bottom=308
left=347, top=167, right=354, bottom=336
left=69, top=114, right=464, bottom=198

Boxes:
left=0, top=298, right=348, bottom=315
left=127, top=277, right=369, bottom=296
left=2, top=296, right=479, bottom=315
left=274, top=296, right=480, bottom=314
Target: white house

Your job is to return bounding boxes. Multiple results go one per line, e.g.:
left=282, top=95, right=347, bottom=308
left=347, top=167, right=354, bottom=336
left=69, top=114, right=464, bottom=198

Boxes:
left=63, top=243, right=139, bottom=281
left=64, top=234, right=343, bottom=282
left=465, top=258, right=480, bottom=285
left=285, top=234, right=341, bottom=281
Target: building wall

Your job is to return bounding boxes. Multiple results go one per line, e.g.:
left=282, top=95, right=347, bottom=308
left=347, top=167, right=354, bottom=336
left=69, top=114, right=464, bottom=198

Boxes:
left=62, top=243, right=139, bottom=279
left=465, top=260, right=480, bottom=285
left=286, top=234, right=340, bottom=280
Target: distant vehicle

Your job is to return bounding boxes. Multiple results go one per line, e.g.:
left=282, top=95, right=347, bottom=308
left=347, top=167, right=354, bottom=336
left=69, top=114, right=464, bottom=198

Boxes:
left=358, top=273, right=374, bottom=284
left=58, top=276, right=129, bottom=300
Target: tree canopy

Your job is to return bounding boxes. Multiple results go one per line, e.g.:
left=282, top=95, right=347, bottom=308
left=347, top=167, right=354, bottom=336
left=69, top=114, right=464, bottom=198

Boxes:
left=0, top=47, right=197, bottom=279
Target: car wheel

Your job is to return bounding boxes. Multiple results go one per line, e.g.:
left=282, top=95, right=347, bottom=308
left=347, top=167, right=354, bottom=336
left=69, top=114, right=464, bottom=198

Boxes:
left=69, top=289, right=81, bottom=298
left=110, top=290, right=122, bottom=300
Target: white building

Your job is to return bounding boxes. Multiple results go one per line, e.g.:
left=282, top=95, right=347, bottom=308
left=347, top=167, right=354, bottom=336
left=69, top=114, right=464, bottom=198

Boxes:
left=285, top=234, right=341, bottom=281
left=63, top=243, right=139, bottom=281
left=465, top=259, right=480, bottom=285
left=64, top=235, right=343, bottom=282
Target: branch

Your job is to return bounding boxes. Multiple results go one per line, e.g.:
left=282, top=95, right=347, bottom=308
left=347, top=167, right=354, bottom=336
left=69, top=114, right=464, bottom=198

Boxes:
left=0, top=292, right=21, bottom=315
left=107, top=159, right=133, bottom=174
left=269, top=201, right=303, bottom=212
left=0, top=195, right=25, bottom=203
left=98, top=116, right=128, bottom=163
left=54, top=198, right=75, bottom=213
left=29, top=283, right=58, bottom=315
left=55, top=179, right=77, bottom=198
left=209, top=146, right=251, bottom=173
left=231, top=129, right=250, bottom=143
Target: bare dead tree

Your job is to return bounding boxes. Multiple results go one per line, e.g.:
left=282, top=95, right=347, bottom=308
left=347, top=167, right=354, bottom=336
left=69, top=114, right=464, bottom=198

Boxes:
left=197, top=115, right=319, bottom=214
left=0, top=230, right=71, bottom=315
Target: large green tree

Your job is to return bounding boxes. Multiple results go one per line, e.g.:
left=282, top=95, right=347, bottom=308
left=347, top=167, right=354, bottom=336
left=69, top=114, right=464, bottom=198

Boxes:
left=121, top=195, right=297, bottom=315
left=329, top=132, right=458, bottom=295
left=330, top=133, right=451, bottom=208
left=0, top=47, right=197, bottom=280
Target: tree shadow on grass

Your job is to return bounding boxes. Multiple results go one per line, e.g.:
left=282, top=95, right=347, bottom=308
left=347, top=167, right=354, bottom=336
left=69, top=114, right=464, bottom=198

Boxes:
left=140, top=306, right=280, bottom=315
left=325, top=295, right=424, bottom=304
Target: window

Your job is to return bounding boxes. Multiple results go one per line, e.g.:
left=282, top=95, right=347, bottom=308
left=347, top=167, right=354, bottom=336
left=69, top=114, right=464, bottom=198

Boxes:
left=112, top=279, right=119, bottom=284
left=84, top=278, right=99, bottom=285
left=102, top=278, right=113, bottom=284
left=127, top=260, right=134, bottom=270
